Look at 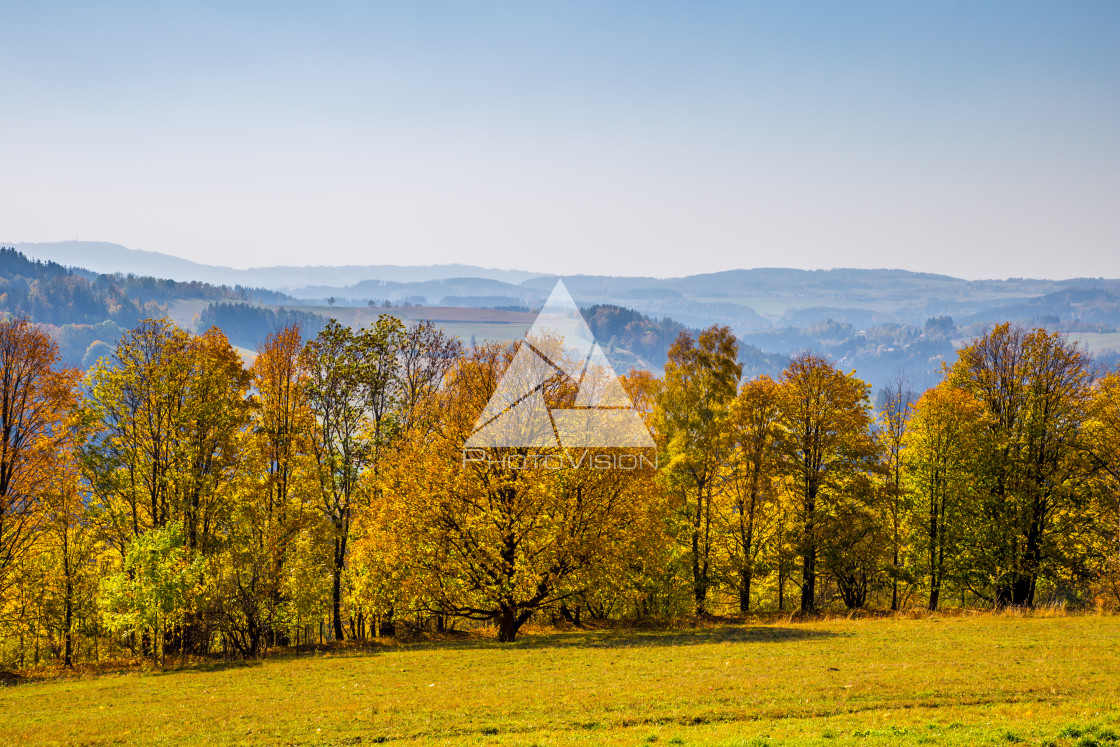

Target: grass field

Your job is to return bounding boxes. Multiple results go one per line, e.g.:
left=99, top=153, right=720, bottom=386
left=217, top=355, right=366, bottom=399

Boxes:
left=2, top=614, right=1119, bottom=746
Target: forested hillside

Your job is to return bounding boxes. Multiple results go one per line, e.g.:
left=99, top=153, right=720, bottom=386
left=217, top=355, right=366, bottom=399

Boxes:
left=0, top=247, right=295, bottom=367
left=0, top=248, right=147, bottom=325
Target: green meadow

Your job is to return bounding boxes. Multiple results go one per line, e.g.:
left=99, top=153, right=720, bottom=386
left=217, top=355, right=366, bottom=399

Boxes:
left=2, top=614, right=1118, bottom=746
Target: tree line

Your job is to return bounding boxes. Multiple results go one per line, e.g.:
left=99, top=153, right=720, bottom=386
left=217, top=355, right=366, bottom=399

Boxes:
left=0, top=314, right=1118, bottom=668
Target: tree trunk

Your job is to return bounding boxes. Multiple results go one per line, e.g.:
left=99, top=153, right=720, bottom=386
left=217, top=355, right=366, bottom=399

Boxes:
left=559, top=604, right=582, bottom=626
left=331, top=548, right=345, bottom=641
left=496, top=606, right=520, bottom=642
left=63, top=576, right=73, bottom=669
left=890, top=547, right=900, bottom=612
left=691, top=489, right=707, bottom=615
left=739, top=569, right=751, bottom=614
left=800, top=484, right=817, bottom=615
left=800, top=550, right=816, bottom=614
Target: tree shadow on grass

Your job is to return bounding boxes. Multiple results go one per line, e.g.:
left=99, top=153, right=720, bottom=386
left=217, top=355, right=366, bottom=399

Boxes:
left=148, top=658, right=266, bottom=676
left=115, top=624, right=842, bottom=677
left=401, top=624, right=844, bottom=653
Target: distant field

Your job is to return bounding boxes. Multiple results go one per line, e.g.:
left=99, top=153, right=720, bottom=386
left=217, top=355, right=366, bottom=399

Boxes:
left=170, top=300, right=536, bottom=347
left=690, top=291, right=1044, bottom=321
left=1068, top=331, right=1120, bottom=354
left=164, top=299, right=212, bottom=328
left=2, top=614, right=1118, bottom=746
left=290, top=305, right=535, bottom=344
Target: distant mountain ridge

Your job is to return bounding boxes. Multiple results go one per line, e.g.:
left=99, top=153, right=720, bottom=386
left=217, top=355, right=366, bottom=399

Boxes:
left=13, top=241, right=543, bottom=289
left=6, top=241, right=1120, bottom=397
left=14, top=238, right=1120, bottom=338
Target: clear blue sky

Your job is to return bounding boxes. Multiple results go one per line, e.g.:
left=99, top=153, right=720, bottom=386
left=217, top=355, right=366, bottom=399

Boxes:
left=2, top=1, right=1118, bottom=278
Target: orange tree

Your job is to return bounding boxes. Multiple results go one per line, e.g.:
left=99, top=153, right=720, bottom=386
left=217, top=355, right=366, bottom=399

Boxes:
left=0, top=318, right=79, bottom=627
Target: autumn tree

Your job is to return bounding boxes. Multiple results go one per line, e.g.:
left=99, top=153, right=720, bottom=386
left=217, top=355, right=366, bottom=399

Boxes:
left=39, top=450, right=97, bottom=668
left=215, top=324, right=318, bottom=655
left=1082, top=371, right=1120, bottom=605
left=0, top=318, right=78, bottom=618
left=950, top=324, right=1095, bottom=606
left=817, top=473, right=887, bottom=609
left=301, top=317, right=404, bottom=640
left=83, top=319, right=251, bottom=652
left=720, top=375, right=781, bottom=612
left=904, top=382, right=987, bottom=610
left=375, top=343, right=662, bottom=641
left=82, top=319, right=196, bottom=550
left=879, top=373, right=916, bottom=610
left=775, top=353, right=880, bottom=614
left=655, top=326, right=741, bottom=615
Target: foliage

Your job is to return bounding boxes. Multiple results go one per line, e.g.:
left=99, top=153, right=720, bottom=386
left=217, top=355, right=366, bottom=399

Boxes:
left=655, top=326, right=742, bottom=615
left=773, top=353, right=882, bottom=613
left=3, top=313, right=1120, bottom=668
left=949, top=324, right=1097, bottom=605
left=99, top=523, right=204, bottom=664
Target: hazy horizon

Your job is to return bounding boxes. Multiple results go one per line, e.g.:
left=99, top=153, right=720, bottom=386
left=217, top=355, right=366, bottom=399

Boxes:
left=3, top=3, right=1118, bottom=280
left=15, top=239, right=1120, bottom=283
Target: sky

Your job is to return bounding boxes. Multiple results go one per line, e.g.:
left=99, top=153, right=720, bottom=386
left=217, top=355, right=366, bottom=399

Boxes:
left=1, top=1, right=1118, bottom=279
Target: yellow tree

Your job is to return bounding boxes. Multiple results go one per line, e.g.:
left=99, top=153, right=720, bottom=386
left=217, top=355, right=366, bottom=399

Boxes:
left=215, top=325, right=319, bottom=655
left=903, top=382, right=987, bottom=610
left=1081, top=371, right=1120, bottom=606
left=83, top=319, right=195, bottom=549
left=181, top=326, right=253, bottom=553
left=39, top=440, right=99, bottom=668
left=775, top=353, right=880, bottom=614
left=375, top=343, right=662, bottom=641
left=878, top=374, right=916, bottom=610
left=720, top=375, right=781, bottom=613
left=655, top=326, right=741, bottom=615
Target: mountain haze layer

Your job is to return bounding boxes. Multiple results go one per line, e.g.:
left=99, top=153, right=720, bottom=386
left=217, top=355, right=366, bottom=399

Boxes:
left=11, top=240, right=1120, bottom=396
left=14, top=241, right=542, bottom=289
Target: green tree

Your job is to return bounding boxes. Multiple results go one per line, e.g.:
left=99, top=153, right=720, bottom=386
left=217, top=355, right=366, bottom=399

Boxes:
left=82, top=319, right=251, bottom=653
left=100, top=522, right=204, bottom=666
left=950, top=324, right=1095, bottom=606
